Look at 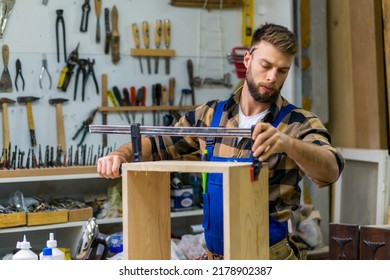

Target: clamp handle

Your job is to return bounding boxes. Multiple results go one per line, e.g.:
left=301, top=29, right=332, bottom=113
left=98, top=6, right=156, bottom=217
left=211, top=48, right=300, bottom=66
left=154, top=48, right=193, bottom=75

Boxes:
left=131, top=123, right=142, bottom=162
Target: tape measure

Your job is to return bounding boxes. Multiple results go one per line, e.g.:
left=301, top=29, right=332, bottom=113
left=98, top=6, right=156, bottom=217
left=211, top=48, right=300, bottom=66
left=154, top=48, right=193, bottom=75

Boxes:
left=242, top=0, right=254, bottom=46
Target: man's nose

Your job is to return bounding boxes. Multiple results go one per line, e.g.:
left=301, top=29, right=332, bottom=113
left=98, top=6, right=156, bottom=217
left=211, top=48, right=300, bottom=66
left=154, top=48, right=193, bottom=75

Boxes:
left=266, top=69, right=277, bottom=82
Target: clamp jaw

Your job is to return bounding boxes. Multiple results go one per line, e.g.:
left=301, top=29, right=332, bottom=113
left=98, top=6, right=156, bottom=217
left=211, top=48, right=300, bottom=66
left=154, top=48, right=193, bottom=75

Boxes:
left=250, top=125, right=262, bottom=182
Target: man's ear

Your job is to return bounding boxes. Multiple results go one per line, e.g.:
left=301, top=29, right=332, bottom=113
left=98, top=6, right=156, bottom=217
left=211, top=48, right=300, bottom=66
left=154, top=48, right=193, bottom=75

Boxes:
left=243, top=51, right=251, bottom=68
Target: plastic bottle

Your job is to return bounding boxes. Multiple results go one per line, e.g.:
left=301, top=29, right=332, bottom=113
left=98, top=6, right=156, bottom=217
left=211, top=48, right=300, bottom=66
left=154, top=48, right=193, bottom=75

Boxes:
left=39, top=233, right=65, bottom=260
left=41, top=247, right=53, bottom=260
left=12, top=235, right=38, bottom=260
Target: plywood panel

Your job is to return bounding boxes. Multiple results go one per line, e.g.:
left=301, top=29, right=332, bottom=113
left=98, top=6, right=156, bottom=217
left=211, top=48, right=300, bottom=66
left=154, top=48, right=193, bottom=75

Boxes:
left=327, top=0, right=355, bottom=147
left=349, top=0, right=387, bottom=148
left=327, top=0, right=387, bottom=149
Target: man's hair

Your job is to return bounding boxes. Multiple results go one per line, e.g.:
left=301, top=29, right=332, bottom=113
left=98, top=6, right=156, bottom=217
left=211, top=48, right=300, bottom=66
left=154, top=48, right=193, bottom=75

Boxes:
left=250, top=23, right=298, bottom=56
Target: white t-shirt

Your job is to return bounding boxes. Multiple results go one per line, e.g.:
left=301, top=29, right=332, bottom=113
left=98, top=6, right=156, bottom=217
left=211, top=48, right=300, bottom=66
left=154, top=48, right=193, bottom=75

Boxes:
left=238, top=105, right=269, bottom=142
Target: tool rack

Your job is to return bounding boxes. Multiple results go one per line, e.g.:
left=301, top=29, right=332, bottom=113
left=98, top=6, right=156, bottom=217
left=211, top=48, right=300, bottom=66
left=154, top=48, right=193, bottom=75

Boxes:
left=130, top=48, right=176, bottom=59
left=0, top=167, right=203, bottom=258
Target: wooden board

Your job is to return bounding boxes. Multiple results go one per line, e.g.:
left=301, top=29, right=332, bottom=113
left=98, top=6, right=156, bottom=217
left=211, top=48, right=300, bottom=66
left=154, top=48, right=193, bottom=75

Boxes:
left=327, top=0, right=388, bottom=149
left=349, top=0, right=387, bottom=148
left=122, top=160, right=269, bottom=260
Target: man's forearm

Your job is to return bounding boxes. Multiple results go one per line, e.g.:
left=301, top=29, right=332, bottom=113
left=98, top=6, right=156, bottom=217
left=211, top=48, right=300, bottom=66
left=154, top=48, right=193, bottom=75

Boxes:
left=285, top=137, right=339, bottom=186
left=110, top=137, right=153, bottom=162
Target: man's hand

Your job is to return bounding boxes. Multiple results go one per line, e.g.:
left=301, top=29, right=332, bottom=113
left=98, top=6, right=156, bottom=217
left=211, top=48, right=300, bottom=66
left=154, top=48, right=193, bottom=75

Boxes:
left=97, top=154, right=126, bottom=179
left=251, top=122, right=287, bottom=161
left=251, top=122, right=339, bottom=186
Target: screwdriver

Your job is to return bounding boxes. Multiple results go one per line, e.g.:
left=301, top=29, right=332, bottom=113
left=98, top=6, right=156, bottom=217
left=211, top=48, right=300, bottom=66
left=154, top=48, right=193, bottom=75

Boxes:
left=169, top=77, right=175, bottom=105
left=154, top=19, right=162, bottom=74
left=130, top=86, right=137, bottom=122
left=142, top=21, right=151, bottom=74
left=132, top=23, right=143, bottom=74
left=163, top=19, right=171, bottom=75
left=94, top=0, right=101, bottom=43
left=141, top=86, right=146, bottom=125
left=107, top=90, right=123, bottom=120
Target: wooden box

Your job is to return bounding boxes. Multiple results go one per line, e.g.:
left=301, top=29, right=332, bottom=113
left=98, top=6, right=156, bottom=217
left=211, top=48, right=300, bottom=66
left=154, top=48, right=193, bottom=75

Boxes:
left=68, top=207, right=93, bottom=222
left=360, top=225, right=390, bottom=260
left=27, top=209, right=68, bottom=226
left=122, top=160, right=269, bottom=260
left=329, top=223, right=359, bottom=260
left=0, top=212, right=26, bottom=228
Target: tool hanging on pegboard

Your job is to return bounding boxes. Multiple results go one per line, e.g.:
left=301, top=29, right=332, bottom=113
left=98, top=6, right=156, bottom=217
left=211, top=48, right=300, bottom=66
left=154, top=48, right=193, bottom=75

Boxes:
left=242, top=0, right=254, bottom=46
left=227, top=46, right=250, bottom=79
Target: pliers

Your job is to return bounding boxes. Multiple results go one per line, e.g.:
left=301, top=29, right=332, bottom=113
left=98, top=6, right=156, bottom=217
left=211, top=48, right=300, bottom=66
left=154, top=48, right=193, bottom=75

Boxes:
left=72, top=108, right=98, bottom=146
left=56, top=9, right=67, bottom=63
left=73, top=58, right=88, bottom=101
left=80, top=0, right=91, bottom=32
left=39, top=54, right=52, bottom=90
left=83, top=58, right=99, bottom=95
left=14, top=59, right=25, bottom=91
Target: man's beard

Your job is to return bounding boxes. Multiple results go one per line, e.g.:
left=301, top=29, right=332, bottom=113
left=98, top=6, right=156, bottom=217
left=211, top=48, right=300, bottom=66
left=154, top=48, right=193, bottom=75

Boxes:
left=245, top=69, right=281, bottom=103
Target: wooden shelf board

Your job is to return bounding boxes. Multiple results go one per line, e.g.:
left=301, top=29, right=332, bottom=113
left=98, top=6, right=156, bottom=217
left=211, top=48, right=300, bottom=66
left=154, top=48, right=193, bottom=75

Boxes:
left=130, top=48, right=176, bottom=57
left=97, top=105, right=197, bottom=112
left=0, top=166, right=99, bottom=182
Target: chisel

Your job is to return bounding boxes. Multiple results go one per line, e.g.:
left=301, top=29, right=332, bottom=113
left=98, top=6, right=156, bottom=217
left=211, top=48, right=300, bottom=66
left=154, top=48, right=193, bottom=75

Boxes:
left=154, top=19, right=162, bottom=74
left=131, top=23, right=143, bottom=74
left=111, top=5, right=120, bottom=64
left=142, top=21, right=151, bottom=74
left=94, top=0, right=102, bottom=43
left=163, top=19, right=171, bottom=75
left=104, top=8, right=111, bottom=54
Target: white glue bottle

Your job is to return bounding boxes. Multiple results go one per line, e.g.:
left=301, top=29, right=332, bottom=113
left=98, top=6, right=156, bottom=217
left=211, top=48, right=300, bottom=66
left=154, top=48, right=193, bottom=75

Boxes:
left=12, top=235, right=39, bottom=260
left=41, top=248, right=54, bottom=260
left=39, top=233, right=65, bottom=260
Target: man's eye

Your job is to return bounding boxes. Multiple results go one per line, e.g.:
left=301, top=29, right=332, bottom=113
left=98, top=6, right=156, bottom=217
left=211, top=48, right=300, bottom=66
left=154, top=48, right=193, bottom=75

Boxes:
left=260, top=64, right=271, bottom=69
left=278, top=69, right=288, bottom=74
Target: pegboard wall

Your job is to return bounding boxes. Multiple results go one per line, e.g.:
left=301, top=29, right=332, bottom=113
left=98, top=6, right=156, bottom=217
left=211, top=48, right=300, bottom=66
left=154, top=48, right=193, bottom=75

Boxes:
left=0, top=0, right=293, bottom=165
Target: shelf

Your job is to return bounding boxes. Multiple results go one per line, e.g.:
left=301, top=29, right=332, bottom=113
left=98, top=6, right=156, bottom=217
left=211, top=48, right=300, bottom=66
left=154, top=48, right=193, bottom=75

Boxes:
left=171, top=208, right=203, bottom=218
left=97, top=105, right=197, bottom=112
left=0, top=166, right=99, bottom=183
left=130, top=48, right=175, bottom=57
left=0, top=218, right=123, bottom=234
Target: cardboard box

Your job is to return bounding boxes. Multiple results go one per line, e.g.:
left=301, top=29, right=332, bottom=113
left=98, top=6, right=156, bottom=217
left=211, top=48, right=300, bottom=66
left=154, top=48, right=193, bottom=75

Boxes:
left=27, top=209, right=68, bottom=226
left=0, top=211, right=26, bottom=228
left=68, top=207, right=93, bottom=222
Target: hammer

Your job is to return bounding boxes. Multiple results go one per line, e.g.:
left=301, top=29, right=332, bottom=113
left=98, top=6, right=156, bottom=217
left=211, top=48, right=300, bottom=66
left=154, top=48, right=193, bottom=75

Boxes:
left=17, top=96, right=40, bottom=147
left=0, top=97, right=15, bottom=149
left=49, top=98, right=68, bottom=152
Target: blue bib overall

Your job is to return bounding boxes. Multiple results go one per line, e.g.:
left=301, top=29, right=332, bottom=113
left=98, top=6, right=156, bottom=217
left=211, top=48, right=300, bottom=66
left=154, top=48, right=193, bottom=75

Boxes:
left=202, top=101, right=296, bottom=255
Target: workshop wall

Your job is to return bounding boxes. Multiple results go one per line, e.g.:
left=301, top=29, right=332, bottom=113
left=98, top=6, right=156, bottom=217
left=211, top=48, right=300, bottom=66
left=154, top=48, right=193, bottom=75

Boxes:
left=0, top=0, right=293, bottom=160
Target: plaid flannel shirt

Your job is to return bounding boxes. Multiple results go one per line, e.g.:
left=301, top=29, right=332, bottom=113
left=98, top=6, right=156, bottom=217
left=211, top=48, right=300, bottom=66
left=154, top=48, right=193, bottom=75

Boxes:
left=116, top=87, right=345, bottom=222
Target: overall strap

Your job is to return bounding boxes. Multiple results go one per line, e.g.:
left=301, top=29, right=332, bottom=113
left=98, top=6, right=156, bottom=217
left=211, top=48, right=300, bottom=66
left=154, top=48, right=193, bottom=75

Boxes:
left=270, top=104, right=296, bottom=127
left=205, top=100, right=226, bottom=157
